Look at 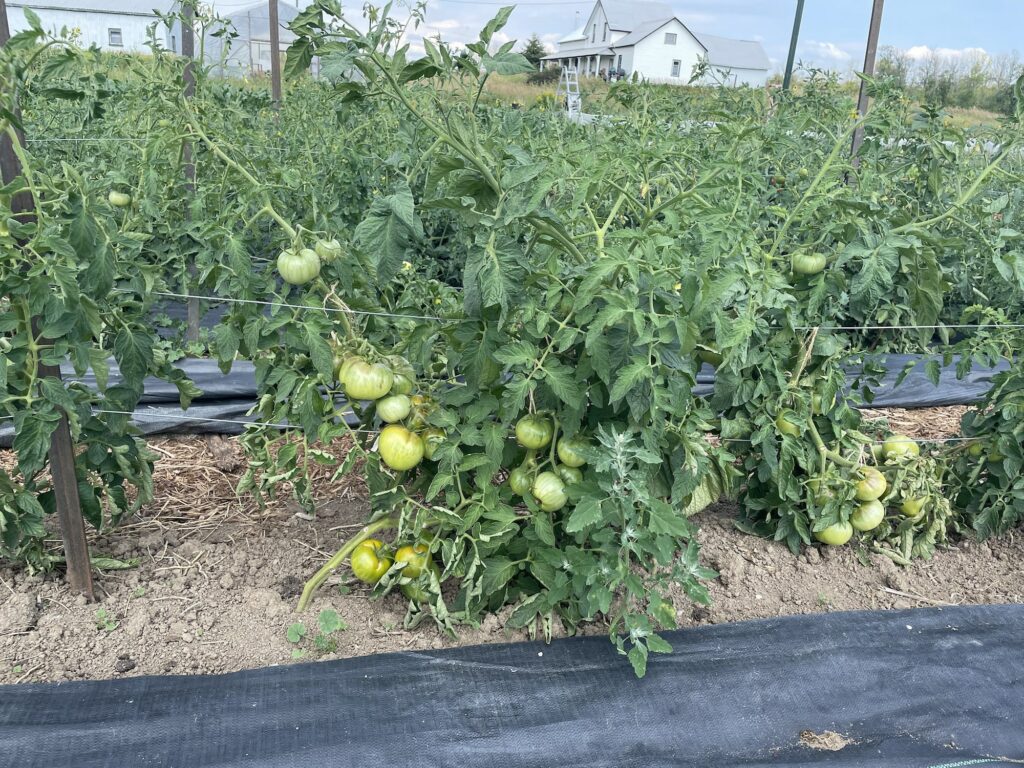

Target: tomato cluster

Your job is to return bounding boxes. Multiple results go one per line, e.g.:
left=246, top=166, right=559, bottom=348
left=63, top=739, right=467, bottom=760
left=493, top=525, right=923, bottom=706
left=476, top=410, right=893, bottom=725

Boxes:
left=505, top=415, right=590, bottom=513
left=349, top=538, right=441, bottom=603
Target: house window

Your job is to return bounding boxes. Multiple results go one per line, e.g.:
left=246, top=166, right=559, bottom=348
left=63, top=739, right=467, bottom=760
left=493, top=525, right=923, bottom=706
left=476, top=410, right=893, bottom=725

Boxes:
left=171, top=35, right=176, bottom=52
left=108, top=28, right=123, bottom=47
left=591, top=25, right=596, bottom=43
left=664, top=32, right=677, bottom=45
left=671, top=59, right=681, bottom=77
left=616, top=54, right=622, bottom=70
left=603, top=23, right=608, bottom=42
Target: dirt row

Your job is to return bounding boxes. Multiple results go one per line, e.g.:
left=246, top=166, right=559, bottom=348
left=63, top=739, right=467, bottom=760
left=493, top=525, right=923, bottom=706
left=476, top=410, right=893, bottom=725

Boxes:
left=2, top=413, right=1021, bottom=684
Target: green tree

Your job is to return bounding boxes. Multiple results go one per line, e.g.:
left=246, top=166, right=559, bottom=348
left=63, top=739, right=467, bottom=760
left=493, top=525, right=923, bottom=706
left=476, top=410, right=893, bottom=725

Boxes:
left=521, top=34, right=546, bottom=68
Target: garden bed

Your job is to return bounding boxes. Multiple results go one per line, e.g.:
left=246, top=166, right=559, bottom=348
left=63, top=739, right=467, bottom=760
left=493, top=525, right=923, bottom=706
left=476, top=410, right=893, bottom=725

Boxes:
left=2, top=407, right=1021, bottom=685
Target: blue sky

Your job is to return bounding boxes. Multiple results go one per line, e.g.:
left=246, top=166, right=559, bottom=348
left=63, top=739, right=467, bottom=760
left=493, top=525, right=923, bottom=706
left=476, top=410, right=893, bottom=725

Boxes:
left=400, top=0, right=1023, bottom=74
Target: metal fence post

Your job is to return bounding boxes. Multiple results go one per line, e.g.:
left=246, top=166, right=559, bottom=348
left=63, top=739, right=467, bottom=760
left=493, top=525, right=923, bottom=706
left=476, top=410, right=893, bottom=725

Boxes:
left=182, top=2, right=199, bottom=343
left=851, top=0, right=885, bottom=166
left=268, top=0, right=282, bottom=108
left=782, top=0, right=806, bottom=91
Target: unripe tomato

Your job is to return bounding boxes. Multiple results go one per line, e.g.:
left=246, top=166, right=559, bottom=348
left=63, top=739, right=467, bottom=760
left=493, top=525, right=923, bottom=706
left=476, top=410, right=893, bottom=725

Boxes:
left=851, top=500, right=884, bottom=531
left=871, top=443, right=885, bottom=462
left=854, top=467, right=887, bottom=502
left=792, top=252, right=826, bottom=275
left=808, top=477, right=833, bottom=504
left=277, top=247, right=321, bottom=285
left=967, top=441, right=984, bottom=458
left=557, top=465, right=583, bottom=485
left=775, top=411, right=801, bottom=437
left=108, top=190, right=131, bottom=208
left=814, top=520, right=853, bottom=546
left=400, top=561, right=441, bottom=603
left=420, top=428, right=444, bottom=460
left=508, top=467, right=533, bottom=496
left=882, top=435, right=920, bottom=459
left=314, top=238, right=342, bottom=263
left=532, top=471, right=567, bottom=512
left=342, top=360, right=394, bottom=401
left=350, top=539, right=391, bottom=584
left=556, top=436, right=588, bottom=468
left=812, top=393, right=836, bottom=415
left=390, top=374, right=414, bottom=396
left=336, top=355, right=360, bottom=384
left=376, top=394, right=411, bottom=423
left=987, top=448, right=1006, bottom=463
left=515, top=415, right=553, bottom=450
left=900, top=496, right=927, bottom=518
left=378, top=425, right=424, bottom=471
left=394, top=544, right=430, bottom=578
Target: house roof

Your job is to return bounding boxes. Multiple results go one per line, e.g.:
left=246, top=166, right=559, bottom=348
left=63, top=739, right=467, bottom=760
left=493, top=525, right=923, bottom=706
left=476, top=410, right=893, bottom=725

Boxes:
left=600, top=0, right=674, bottom=31
left=558, top=25, right=586, bottom=43
left=609, top=17, right=673, bottom=48
left=541, top=45, right=613, bottom=60
left=8, top=0, right=176, bottom=15
left=693, top=31, right=771, bottom=71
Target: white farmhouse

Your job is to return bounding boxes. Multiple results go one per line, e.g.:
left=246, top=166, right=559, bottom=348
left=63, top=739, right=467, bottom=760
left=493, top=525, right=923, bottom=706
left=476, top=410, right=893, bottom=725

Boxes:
left=542, top=0, right=770, bottom=87
left=6, top=0, right=180, bottom=53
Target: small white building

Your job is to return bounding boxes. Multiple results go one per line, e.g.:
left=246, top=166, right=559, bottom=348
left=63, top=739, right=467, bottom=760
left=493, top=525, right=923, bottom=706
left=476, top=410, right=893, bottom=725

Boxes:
left=542, top=0, right=770, bottom=87
left=204, top=1, right=301, bottom=77
left=6, top=0, right=180, bottom=53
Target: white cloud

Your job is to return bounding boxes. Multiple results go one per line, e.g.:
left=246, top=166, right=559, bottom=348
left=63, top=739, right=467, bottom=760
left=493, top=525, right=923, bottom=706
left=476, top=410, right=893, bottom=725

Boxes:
left=802, top=40, right=853, bottom=64
left=905, top=44, right=989, bottom=61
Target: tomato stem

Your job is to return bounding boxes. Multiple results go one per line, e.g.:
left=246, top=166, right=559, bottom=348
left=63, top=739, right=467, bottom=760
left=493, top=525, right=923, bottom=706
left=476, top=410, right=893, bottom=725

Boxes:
left=297, top=516, right=398, bottom=611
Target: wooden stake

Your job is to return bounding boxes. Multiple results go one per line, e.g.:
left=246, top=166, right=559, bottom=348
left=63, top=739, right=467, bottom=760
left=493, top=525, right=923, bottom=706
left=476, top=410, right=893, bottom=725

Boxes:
left=851, top=0, right=885, bottom=167
left=268, top=0, right=282, bottom=108
left=182, top=2, right=200, bottom=343
left=0, top=0, right=94, bottom=599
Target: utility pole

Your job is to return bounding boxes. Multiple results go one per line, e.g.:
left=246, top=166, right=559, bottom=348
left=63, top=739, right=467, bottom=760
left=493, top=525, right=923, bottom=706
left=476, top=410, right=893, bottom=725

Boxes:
left=0, top=0, right=94, bottom=600
left=268, top=0, right=282, bottom=107
left=782, top=0, right=805, bottom=91
left=851, top=0, right=885, bottom=165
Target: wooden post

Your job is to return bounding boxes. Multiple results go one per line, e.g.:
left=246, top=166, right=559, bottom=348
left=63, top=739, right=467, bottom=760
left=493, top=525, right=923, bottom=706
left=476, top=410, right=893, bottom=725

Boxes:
left=268, top=0, right=282, bottom=107
left=181, top=2, right=199, bottom=343
left=782, top=0, right=805, bottom=91
left=0, top=0, right=94, bottom=600
left=851, top=0, right=885, bottom=166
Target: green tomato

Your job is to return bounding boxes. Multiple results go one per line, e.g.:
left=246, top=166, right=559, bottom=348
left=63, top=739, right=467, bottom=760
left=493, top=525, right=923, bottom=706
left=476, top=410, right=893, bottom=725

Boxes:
left=389, top=373, right=414, bottom=396
left=854, top=467, right=887, bottom=502
left=350, top=539, right=391, bottom=584
left=378, top=424, right=424, bottom=471
left=882, top=435, right=920, bottom=459
left=808, top=477, right=833, bottom=505
left=107, top=190, right=131, bottom=208
left=792, top=252, right=826, bottom=275
left=556, top=465, right=583, bottom=485
left=813, top=520, right=853, bottom=546
left=811, top=393, right=836, bottom=415
left=394, top=544, right=430, bottom=578
left=400, top=561, right=441, bottom=603
left=314, top=238, right=342, bottom=264
left=967, top=441, right=985, bottom=458
left=515, top=415, right=553, bottom=450
left=556, top=436, right=588, bottom=468
left=342, top=360, right=394, bottom=401
left=851, top=500, right=885, bottom=531
left=420, top=428, right=444, bottom=461
left=775, top=411, right=801, bottom=438
left=531, top=471, right=567, bottom=512
left=277, top=247, right=321, bottom=285
left=508, top=466, right=533, bottom=496
left=900, top=496, right=927, bottom=518
left=376, top=395, right=411, bottom=424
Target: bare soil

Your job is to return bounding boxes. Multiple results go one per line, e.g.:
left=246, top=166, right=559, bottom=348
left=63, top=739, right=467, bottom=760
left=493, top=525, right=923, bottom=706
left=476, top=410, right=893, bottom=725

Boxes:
left=1, top=410, right=1022, bottom=685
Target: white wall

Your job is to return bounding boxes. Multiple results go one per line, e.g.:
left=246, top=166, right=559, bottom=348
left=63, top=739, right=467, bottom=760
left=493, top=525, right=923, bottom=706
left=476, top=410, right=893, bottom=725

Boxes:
left=582, top=1, right=612, bottom=46
left=628, top=20, right=704, bottom=83
left=7, top=7, right=173, bottom=52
